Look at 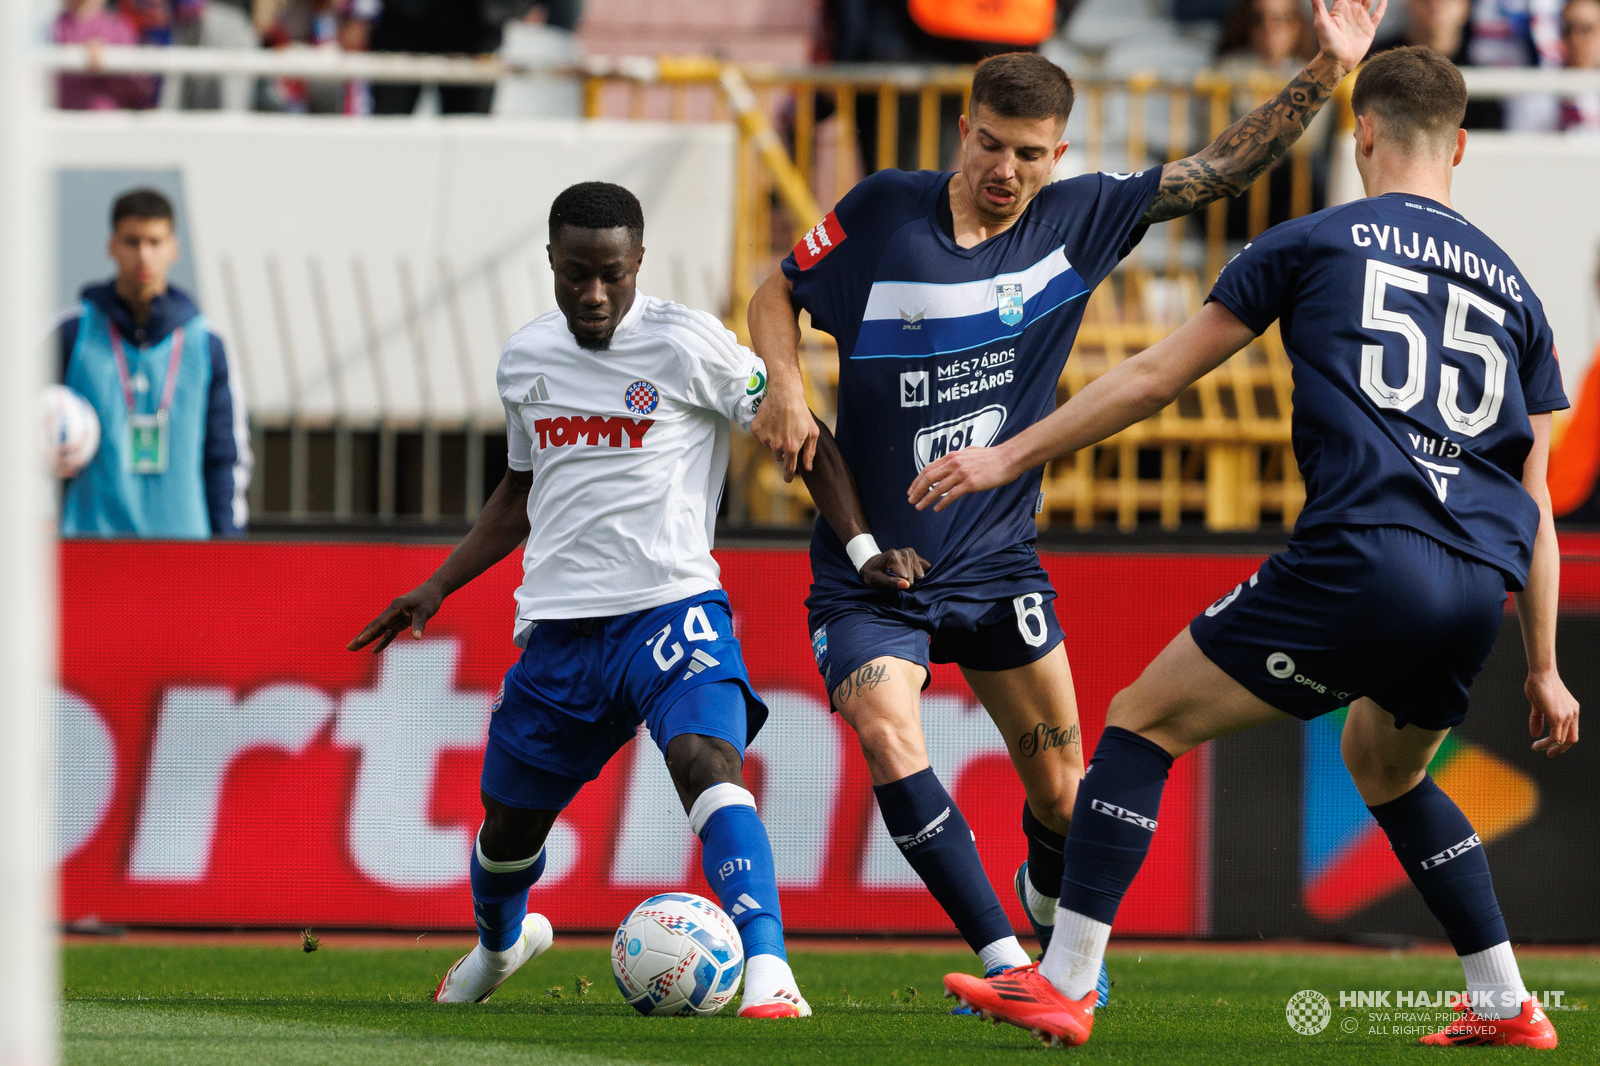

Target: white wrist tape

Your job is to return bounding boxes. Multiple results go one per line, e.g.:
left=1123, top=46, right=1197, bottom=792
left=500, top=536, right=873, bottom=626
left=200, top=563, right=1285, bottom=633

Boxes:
left=845, top=534, right=882, bottom=572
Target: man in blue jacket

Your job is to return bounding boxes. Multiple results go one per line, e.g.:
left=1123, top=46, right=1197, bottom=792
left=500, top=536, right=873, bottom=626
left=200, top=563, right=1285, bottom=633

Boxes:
left=55, top=188, right=250, bottom=538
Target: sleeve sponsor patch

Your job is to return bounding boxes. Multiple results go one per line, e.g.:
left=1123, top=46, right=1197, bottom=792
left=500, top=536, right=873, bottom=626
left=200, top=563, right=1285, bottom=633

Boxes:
left=793, top=211, right=846, bottom=270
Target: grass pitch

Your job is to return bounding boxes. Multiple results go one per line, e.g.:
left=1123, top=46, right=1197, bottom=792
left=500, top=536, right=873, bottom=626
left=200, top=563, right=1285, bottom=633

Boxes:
left=63, top=942, right=1598, bottom=1064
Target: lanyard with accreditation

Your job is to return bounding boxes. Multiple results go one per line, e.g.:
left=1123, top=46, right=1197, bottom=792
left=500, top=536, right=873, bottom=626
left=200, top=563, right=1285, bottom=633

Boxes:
left=109, top=322, right=185, bottom=475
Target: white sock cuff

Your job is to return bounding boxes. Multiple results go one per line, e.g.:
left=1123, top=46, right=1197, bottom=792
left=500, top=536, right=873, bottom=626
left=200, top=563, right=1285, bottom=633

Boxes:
left=978, top=937, right=1032, bottom=974
left=474, top=827, right=544, bottom=874
left=688, top=783, right=757, bottom=837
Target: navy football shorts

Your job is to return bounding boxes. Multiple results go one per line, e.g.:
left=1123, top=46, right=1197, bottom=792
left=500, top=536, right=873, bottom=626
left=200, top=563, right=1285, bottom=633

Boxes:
left=1189, top=524, right=1507, bottom=731
left=805, top=558, right=1065, bottom=700
left=483, top=590, right=768, bottom=811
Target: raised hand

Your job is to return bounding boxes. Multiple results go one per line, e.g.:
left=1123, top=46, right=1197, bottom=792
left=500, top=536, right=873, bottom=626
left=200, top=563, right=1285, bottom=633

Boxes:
left=1312, top=0, right=1389, bottom=75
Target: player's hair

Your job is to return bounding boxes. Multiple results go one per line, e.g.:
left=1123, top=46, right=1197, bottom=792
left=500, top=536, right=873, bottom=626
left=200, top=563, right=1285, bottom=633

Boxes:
left=548, top=181, right=645, bottom=241
left=111, top=187, right=174, bottom=228
left=1351, top=47, right=1468, bottom=155
left=968, top=52, right=1075, bottom=127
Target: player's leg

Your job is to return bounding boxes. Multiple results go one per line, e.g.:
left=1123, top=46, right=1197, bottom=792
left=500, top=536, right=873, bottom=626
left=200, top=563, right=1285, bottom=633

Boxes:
left=655, top=710, right=809, bottom=1018
left=832, top=653, right=1031, bottom=975
left=436, top=736, right=580, bottom=1003
left=944, top=628, right=1289, bottom=1045
left=1342, top=700, right=1554, bottom=1046
left=961, top=644, right=1082, bottom=955
left=623, top=592, right=809, bottom=1017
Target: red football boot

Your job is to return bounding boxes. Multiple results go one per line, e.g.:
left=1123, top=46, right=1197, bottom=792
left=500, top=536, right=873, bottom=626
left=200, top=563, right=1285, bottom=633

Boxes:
left=943, top=963, right=1096, bottom=1048
left=1420, top=997, right=1557, bottom=1048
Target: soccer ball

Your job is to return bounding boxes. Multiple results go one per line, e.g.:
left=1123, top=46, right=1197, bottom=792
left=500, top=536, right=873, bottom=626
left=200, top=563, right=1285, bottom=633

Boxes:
left=40, top=385, right=100, bottom=478
left=611, top=892, right=744, bottom=1017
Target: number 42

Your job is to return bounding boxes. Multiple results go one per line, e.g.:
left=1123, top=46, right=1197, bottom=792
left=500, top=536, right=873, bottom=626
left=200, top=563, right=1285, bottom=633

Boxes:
left=1359, top=258, right=1509, bottom=438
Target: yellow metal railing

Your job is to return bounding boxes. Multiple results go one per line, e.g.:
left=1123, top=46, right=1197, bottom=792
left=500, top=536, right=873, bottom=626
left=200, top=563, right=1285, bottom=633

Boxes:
left=583, top=61, right=1356, bottom=532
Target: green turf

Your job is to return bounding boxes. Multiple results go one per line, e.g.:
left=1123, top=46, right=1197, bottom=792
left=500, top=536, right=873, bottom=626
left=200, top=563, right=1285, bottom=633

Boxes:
left=62, top=943, right=1598, bottom=1064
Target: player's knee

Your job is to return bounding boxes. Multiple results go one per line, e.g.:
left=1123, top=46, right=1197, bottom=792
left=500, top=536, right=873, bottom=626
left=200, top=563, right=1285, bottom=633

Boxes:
left=852, top=714, right=924, bottom=778
left=477, top=793, right=554, bottom=862
left=665, top=733, right=745, bottom=809
left=1340, top=740, right=1423, bottom=799
left=1026, top=785, right=1076, bottom=836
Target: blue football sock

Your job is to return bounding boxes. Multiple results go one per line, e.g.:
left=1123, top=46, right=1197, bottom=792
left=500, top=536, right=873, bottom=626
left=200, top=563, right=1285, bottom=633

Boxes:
left=874, top=767, right=1013, bottom=953
left=691, top=782, right=787, bottom=960
left=1023, top=800, right=1067, bottom=901
left=1058, top=726, right=1173, bottom=926
left=469, top=827, right=547, bottom=953
left=1367, top=776, right=1508, bottom=955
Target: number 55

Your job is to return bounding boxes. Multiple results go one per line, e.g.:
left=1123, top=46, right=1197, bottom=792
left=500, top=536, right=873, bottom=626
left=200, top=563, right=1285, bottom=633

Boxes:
left=1360, top=259, right=1508, bottom=438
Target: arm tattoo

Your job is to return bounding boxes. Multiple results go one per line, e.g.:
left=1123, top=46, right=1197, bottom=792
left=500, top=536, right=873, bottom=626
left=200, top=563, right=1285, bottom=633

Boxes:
left=1143, top=64, right=1339, bottom=224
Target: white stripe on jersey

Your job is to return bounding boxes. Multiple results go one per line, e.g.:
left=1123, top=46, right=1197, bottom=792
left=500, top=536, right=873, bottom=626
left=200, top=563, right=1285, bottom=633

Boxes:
left=860, top=247, right=1074, bottom=322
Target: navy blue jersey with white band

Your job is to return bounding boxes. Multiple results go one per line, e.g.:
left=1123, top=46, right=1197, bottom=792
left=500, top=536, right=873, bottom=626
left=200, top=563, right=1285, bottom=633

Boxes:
left=783, top=167, right=1163, bottom=585
left=1208, top=193, right=1568, bottom=588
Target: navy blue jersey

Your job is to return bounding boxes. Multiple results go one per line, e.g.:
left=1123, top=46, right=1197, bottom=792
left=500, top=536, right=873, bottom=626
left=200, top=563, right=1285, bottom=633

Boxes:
left=784, top=167, right=1163, bottom=585
left=1208, top=193, right=1568, bottom=587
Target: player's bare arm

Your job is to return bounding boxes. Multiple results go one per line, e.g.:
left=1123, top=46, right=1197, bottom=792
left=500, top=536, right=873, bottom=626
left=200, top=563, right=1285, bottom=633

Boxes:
left=346, top=466, right=534, bottom=653
left=1514, top=412, right=1579, bottom=756
left=1141, top=0, right=1386, bottom=225
left=748, top=269, right=820, bottom=481
left=908, top=302, right=1255, bottom=511
left=799, top=414, right=930, bottom=590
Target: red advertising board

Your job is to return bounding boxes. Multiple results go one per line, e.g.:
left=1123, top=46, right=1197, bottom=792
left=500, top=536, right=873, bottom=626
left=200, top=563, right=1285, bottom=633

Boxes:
left=57, top=541, right=1266, bottom=936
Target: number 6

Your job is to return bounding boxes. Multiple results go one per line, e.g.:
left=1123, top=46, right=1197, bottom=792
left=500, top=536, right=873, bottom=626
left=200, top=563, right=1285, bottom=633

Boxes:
left=1014, top=593, right=1048, bottom=648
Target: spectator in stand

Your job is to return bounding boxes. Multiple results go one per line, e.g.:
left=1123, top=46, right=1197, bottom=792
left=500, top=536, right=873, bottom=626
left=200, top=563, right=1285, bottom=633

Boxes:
left=53, top=0, right=156, bottom=110
left=1558, top=0, right=1600, bottom=129
left=350, top=1, right=583, bottom=116
left=255, top=0, right=377, bottom=113
left=169, top=0, right=259, bottom=111
left=825, top=0, right=1074, bottom=173
left=56, top=189, right=251, bottom=539
left=1214, top=0, right=1330, bottom=232
left=1371, top=0, right=1503, bottom=126
left=1468, top=0, right=1565, bottom=128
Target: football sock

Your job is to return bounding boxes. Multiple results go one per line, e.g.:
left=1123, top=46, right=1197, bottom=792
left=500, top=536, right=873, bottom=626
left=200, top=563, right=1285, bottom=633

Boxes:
left=1042, top=726, right=1173, bottom=998
left=1459, top=942, right=1529, bottom=1021
left=874, top=767, right=1017, bottom=957
left=691, top=782, right=787, bottom=961
left=1040, top=907, right=1113, bottom=1000
left=1022, top=800, right=1066, bottom=927
left=741, top=952, right=802, bottom=1006
left=1367, top=777, right=1519, bottom=1018
left=469, top=827, right=546, bottom=953
left=978, top=937, right=1032, bottom=974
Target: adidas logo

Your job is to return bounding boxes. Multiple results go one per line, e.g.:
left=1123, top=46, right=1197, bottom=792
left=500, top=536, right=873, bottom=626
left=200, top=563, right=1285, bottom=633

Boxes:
left=730, top=893, right=761, bottom=916
left=680, top=648, right=720, bottom=681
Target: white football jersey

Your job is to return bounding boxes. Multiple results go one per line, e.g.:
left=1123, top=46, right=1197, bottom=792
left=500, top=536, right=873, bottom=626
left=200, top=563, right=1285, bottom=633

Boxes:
left=498, top=293, right=768, bottom=641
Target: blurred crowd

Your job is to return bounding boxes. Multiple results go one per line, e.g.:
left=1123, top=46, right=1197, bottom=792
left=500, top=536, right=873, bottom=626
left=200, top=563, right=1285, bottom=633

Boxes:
left=49, top=0, right=1600, bottom=131
left=53, top=0, right=583, bottom=113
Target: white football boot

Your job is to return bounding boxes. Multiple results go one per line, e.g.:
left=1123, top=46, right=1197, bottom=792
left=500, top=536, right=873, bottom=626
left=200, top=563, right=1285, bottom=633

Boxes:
left=737, top=953, right=813, bottom=1018
left=433, top=913, right=554, bottom=1003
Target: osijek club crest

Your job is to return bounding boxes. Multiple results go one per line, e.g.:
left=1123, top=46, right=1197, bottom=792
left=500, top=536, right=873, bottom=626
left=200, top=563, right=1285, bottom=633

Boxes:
left=997, top=282, right=1024, bottom=327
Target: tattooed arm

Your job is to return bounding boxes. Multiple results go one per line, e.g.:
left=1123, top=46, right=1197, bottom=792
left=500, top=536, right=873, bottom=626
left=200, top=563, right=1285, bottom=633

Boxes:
left=1142, top=0, right=1386, bottom=224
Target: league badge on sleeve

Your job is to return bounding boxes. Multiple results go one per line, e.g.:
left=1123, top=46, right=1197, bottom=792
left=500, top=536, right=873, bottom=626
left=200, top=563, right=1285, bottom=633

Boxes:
left=625, top=380, right=661, bottom=415
left=794, top=211, right=846, bottom=270
left=997, top=283, right=1025, bottom=327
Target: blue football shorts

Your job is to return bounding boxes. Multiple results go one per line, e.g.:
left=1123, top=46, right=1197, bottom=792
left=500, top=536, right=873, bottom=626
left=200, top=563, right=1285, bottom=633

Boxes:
left=805, top=549, right=1065, bottom=700
left=483, top=590, right=768, bottom=811
left=1188, top=524, right=1507, bottom=731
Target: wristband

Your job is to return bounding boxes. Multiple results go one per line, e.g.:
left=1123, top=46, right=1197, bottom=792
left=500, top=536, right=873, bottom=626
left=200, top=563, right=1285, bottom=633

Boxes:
left=845, top=534, right=882, bottom=572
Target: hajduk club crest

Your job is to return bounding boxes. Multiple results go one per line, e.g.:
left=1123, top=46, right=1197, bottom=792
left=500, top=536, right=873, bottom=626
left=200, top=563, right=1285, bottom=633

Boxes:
left=625, top=380, right=660, bottom=415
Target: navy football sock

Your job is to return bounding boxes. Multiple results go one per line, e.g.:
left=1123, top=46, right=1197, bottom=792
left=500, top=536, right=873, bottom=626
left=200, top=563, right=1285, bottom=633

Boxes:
left=1058, top=726, right=1173, bottom=926
left=875, top=768, right=1014, bottom=954
left=469, top=828, right=547, bottom=953
left=1367, top=776, right=1508, bottom=955
left=692, top=783, right=787, bottom=960
left=1023, top=800, right=1067, bottom=901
